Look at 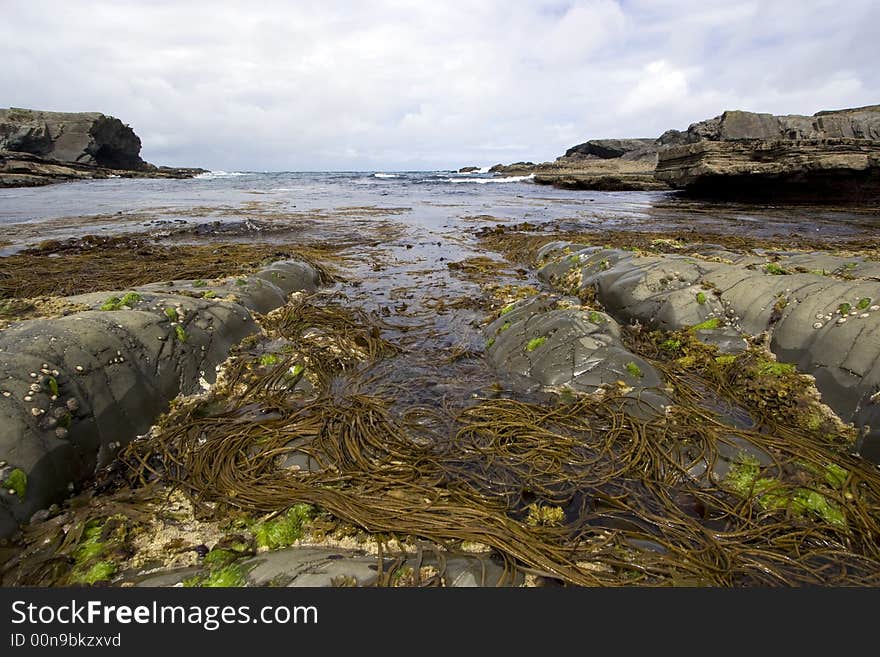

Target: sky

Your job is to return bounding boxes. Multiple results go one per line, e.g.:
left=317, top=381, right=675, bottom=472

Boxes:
left=1, top=0, right=877, bottom=171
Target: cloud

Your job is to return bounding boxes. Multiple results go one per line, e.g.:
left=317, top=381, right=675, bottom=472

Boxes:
left=0, top=0, right=877, bottom=170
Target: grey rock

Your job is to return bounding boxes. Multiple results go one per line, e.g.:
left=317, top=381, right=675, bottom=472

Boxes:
left=485, top=294, right=669, bottom=418
left=0, top=107, right=146, bottom=169
left=0, top=260, right=320, bottom=538
left=537, top=243, right=880, bottom=460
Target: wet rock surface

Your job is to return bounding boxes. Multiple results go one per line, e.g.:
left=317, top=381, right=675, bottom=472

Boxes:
left=535, top=240, right=880, bottom=457
left=134, top=546, right=521, bottom=587
left=0, top=260, right=320, bottom=535
left=485, top=294, right=668, bottom=416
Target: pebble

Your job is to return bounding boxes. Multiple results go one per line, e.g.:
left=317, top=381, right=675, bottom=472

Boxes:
left=55, top=427, right=69, bottom=440
left=29, top=372, right=37, bottom=378
left=1, top=391, right=10, bottom=397
left=815, top=313, right=825, bottom=319
left=29, top=383, right=40, bottom=392
left=872, top=305, right=880, bottom=312
left=861, top=313, right=870, bottom=319
left=31, top=408, right=43, bottom=416
left=7, top=489, right=16, bottom=496
left=812, top=322, right=823, bottom=329
left=23, top=396, right=32, bottom=402
left=837, top=317, right=847, bottom=324
left=75, top=365, right=84, bottom=372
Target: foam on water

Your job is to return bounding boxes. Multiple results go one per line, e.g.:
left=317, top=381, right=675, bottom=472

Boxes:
left=443, top=173, right=535, bottom=184
left=373, top=173, right=400, bottom=179
left=195, top=170, right=250, bottom=179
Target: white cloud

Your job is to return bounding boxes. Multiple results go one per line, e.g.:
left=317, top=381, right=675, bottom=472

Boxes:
left=0, top=0, right=877, bottom=170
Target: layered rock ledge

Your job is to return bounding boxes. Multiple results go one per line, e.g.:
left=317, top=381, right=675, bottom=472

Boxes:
left=0, top=260, right=320, bottom=537
left=656, top=106, right=880, bottom=201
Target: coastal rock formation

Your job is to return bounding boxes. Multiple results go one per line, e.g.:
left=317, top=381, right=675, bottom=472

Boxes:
left=562, top=138, right=659, bottom=161
left=0, top=260, right=321, bottom=538
left=489, top=140, right=671, bottom=191
left=684, top=106, right=880, bottom=142
left=535, top=240, right=880, bottom=460
left=656, top=106, right=880, bottom=201
left=0, top=108, right=145, bottom=169
left=0, top=107, right=205, bottom=187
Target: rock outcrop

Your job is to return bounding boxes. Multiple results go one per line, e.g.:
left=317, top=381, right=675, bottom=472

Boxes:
left=0, top=260, right=321, bottom=538
left=486, top=140, right=670, bottom=191
left=656, top=106, right=880, bottom=201
left=534, top=240, right=880, bottom=461
left=0, top=107, right=205, bottom=187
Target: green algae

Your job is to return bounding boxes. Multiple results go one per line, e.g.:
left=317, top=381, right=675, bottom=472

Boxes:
left=3, top=468, right=27, bottom=499
left=192, top=279, right=208, bottom=288
left=724, top=455, right=846, bottom=529
left=526, top=337, right=547, bottom=352
left=526, top=503, right=565, bottom=527
left=715, top=355, right=736, bottom=366
left=174, top=325, right=187, bottom=342
left=486, top=337, right=495, bottom=349
left=857, top=297, right=872, bottom=310
left=764, top=263, right=788, bottom=275
left=625, top=362, right=643, bottom=378
left=588, top=311, right=605, bottom=324
left=756, top=361, right=796, bottom=376
left=696, top=292, right=707, bottom=305
left=164, top=307, right=179, bottom=322
left=259, top=354, right=280, bottom=367
left=691, top=318, right=721, bottom=331
left=202, top=290, right=217, bottom=299
left=252, top=504, right=315, bottom=550
left=838, top=303, right=852, bottom=315
left=660, top=338, right=682, bottom=353
left=500, top=322, right=511, bottom=332
left=70, top=561, right=117, bottom=585
left=99, top=292, right=142, bottom=311
left=203, top=548, right=239, bottom=568
left=47, top=376, right=59, bottom=397
left=183, top=564, right=246, bottom=588
left=500, top=304, right=516, bottom=316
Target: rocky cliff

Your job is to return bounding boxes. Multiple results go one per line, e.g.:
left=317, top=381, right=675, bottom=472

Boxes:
left=0, top=108, right=205, bottom=187
left=656, top=106, right=880, bottom=201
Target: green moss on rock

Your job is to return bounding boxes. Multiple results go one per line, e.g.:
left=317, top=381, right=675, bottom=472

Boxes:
left=525, top=337, right=547, bottom=352
left=3, top=468, right=27, bottom=499
left=252, top=504, right=315, bottom=550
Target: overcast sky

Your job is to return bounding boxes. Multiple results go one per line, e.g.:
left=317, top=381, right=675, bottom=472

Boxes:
left=2, top=0, right=877, bottom=171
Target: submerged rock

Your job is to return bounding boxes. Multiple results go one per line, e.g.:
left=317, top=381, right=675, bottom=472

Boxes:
left=0, top=260, right=321, bottom=538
